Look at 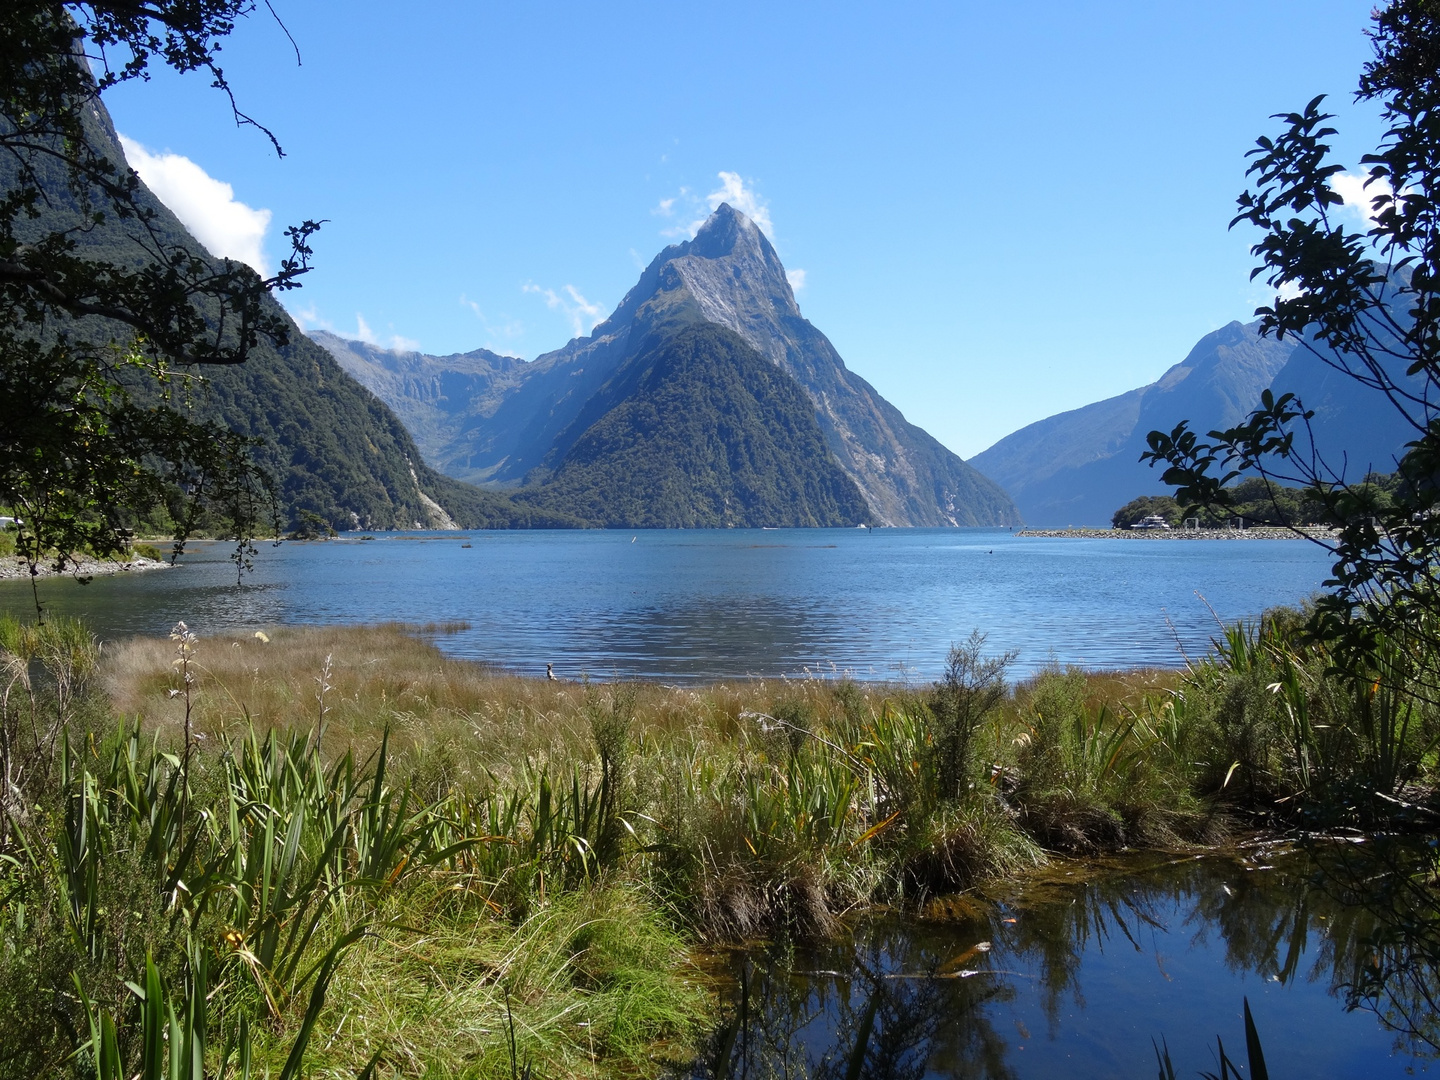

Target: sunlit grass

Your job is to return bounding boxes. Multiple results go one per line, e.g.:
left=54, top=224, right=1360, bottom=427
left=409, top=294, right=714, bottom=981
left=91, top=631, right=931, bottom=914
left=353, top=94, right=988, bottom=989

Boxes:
left=18, top=613, right=1427, bottom=1077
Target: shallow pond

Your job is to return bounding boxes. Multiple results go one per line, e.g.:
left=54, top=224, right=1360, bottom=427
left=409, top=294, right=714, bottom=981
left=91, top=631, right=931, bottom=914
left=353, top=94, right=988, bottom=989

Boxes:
left=683, top=845, right=1437, bottom=1078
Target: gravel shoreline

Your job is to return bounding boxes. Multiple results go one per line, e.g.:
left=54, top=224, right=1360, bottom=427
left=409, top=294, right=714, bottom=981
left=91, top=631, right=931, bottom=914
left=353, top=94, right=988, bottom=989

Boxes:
left=0, top=555, right=169, bottom=581
left=1016, top=527, right=1338, bottom=540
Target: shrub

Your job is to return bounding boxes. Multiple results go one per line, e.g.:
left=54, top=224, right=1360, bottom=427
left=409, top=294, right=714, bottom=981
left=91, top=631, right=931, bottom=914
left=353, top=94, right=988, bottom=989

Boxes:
left=927, top=632, right=1015, bottom=803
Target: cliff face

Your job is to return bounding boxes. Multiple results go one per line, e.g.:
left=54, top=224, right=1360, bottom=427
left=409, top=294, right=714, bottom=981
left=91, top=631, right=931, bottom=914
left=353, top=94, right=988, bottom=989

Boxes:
left=322, top=204, right=1020, bottom=527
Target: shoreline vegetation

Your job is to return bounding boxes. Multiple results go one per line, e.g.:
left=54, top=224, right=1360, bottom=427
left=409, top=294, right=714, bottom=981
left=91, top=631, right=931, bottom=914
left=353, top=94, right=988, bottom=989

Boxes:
left=2, top=616, right=1436, bottom=1077
left=1018, top=526, right=1339, bottom=539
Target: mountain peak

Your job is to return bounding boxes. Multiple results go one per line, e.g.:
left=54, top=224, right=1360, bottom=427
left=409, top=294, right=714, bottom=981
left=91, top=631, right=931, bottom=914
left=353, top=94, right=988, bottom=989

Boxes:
left=689, top=201, right=768, bottom=260
left=586, top=200, right=796, bottom=351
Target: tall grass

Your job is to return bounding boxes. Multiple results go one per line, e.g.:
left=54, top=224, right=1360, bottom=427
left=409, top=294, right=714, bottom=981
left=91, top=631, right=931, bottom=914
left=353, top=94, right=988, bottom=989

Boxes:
left=1178, top=611, right=1440, bottom=821
left=5, top=614, right=1436, bottom=1076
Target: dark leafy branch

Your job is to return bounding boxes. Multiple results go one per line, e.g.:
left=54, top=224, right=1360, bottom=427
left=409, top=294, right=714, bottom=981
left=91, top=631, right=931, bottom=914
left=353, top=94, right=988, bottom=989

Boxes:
left=0, top=2, right=313, bottom=611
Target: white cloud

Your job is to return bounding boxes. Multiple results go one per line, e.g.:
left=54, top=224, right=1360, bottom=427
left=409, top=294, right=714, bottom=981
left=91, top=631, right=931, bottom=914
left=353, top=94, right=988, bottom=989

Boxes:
left=118, top=134, right=272, bottom=275
left=352, top=314, right=419, bottom=352
left=291, top=303, right=323, bottom=331
left=523, top=282, right=605, bottom=338
left=786, top=268, right=807, bottom=292
left=655, top=172, right=778, bottom=241
left=291, top=305, right=418, bottom=351
left=702, top=171, right=773, bottom=237
left=1329, top=171, right=1402, bottom=228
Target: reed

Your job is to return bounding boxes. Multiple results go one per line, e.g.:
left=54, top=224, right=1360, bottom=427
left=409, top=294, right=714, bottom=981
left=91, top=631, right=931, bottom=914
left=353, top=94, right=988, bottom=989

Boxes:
left=5, top=613, right=1437, bottom=1077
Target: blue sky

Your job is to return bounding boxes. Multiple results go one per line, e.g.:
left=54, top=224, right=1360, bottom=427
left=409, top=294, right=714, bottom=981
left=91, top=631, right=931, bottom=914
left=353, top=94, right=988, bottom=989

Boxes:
left=104, top=1, right=1385, bottom=459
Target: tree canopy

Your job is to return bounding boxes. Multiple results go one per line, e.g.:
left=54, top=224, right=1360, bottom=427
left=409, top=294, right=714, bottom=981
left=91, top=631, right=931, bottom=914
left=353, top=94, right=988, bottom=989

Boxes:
left=0, top=2, right=317, bottom=601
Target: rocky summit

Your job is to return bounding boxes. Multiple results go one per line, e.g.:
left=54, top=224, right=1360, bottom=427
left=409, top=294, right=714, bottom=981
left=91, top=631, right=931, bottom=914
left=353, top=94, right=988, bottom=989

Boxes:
left=319, top=205, right=1020, bottom=528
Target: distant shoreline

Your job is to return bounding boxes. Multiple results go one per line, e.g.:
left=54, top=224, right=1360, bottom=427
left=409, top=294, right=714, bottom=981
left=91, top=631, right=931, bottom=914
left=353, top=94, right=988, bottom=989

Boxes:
left=1016, top=527, right=1338, bottom=540
left=0, top=555, right=168, bottom=582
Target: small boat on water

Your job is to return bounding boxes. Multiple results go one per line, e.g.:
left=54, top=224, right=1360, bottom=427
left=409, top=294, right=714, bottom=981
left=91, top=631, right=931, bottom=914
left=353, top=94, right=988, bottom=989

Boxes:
left=1131, top=514, right=1171, bottom=530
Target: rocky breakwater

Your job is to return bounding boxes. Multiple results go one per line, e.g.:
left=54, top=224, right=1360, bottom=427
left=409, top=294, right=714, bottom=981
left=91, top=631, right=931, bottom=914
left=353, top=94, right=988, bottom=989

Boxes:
left=1017, top=527, right=1338, bottom=540
left=0, top=554, right=169, bottom=581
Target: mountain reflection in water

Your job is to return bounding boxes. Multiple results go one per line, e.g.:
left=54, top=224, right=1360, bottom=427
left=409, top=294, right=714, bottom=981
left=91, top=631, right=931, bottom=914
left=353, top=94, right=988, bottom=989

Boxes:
left=683, top=846, right=1436, bottom=1079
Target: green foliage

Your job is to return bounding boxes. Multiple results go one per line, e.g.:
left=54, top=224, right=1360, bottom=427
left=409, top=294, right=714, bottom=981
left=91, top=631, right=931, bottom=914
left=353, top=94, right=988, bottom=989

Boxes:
left=0, top=4, right=581, bottom=564
left=1113, top=478, right=1341, bottom=529
left=927, top=632, right=1014, bottom=803
left=0, top=4, right=325, bottom=596
left=14, top=615, right=1440, bottom=1075
left=1171, top=605, right=1440, bottom=824
left=1, top=625, right=712, bottom=1077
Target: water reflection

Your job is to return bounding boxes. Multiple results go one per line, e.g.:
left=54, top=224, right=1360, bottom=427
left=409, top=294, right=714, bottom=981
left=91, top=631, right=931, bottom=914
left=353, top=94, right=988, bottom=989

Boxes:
left=685, top=848, right=1435, bottom=1079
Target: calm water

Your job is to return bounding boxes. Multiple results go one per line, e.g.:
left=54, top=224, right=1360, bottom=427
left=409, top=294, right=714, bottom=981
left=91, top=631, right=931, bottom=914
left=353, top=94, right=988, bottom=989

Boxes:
left=0, top=529, right=1332, bottom=680
left=685, top=846, right=1436, bottom=1079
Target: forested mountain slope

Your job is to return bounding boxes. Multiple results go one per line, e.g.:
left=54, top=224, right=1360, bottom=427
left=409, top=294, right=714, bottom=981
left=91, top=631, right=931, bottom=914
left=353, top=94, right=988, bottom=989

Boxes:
left=6, top=83, right=573, bottom=531
left=512, top=324, right=873, bottom=528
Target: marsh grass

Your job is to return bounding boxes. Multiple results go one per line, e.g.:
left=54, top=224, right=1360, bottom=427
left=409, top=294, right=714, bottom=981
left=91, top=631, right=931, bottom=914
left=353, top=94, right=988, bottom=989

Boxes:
left=12, top=614, right=1434, bottom=1077
left=302, top=883, right=707, bottom=1079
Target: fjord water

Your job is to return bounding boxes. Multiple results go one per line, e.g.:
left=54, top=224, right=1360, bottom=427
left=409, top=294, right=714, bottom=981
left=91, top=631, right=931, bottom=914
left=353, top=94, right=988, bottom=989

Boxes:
left=686, top=847, right=1435, bottom=1079
left=1, top=528, right=1331, bottom=679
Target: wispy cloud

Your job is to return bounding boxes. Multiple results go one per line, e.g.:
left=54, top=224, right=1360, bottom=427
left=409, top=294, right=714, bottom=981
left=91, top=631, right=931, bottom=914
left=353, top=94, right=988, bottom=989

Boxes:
left=656, top=172, right=776, bottom=241
left=786, top=268, right=807, bottom=292
left=654, top=188, right=693, bottom=239
left=523, top=283, right=605, bottom=338
left=118, top=134, right=271, bottom=275
left=702, top=171, right=773, bottom=237
left=292, top=305, right=419, bottom=351
left=354, top=314, right=420, bottom=352
left=460, top=294, right=525, bottom=351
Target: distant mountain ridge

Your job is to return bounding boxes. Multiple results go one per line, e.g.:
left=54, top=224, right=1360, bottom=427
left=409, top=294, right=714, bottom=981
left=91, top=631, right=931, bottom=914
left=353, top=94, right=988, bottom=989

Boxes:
left=971, top=321, right=1296, bottom=526
left=318, top=205, right=1019, bottom=527
left=972, top=299, right=1422, bottom=527
left=309, top=335, right=525, bottom=481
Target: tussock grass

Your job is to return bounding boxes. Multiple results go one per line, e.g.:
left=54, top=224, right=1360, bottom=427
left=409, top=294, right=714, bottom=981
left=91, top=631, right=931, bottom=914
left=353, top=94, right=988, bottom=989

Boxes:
left=96, top=625, right=1216, bottom=938
left=300, top=883, right=706, bottom=1079
left=17, top=611, right=1429, bottom=1077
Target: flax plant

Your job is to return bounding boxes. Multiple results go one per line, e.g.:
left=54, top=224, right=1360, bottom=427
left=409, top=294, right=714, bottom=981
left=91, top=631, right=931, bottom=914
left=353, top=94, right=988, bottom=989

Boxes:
left=16, top=613, right=1437, bottom=1077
